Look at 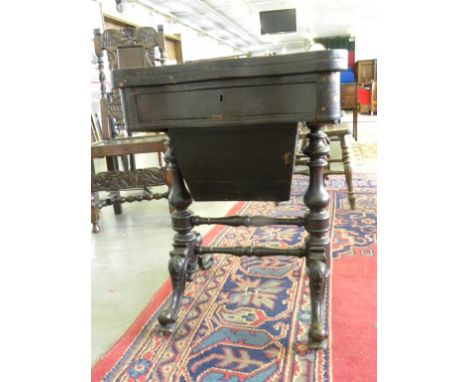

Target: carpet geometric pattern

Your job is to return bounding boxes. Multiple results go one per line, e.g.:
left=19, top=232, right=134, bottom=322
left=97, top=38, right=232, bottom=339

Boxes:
left=92, top=174, right=376, bottom=382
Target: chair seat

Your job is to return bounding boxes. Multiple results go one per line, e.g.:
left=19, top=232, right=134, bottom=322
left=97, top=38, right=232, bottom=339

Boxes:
left=92, top=167, right=166, bottom=192
left=91, top=135, right=167, bottom=158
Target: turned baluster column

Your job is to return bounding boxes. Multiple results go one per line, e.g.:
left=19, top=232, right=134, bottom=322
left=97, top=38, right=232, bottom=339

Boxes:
left=303, top=123, right=331, bottom=349
left=93, top=28, right=111, bottom=141
left=158, top=144, right=197, bottom=333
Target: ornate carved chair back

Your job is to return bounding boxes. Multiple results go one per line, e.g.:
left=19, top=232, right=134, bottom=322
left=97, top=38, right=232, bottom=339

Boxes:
left=93, top=26, right=166, bottom=138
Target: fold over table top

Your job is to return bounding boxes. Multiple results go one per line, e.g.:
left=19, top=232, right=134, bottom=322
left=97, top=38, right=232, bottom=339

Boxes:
left=112, top=50, right=348, bottom=88
left=112, top=50, right=347, bottom=131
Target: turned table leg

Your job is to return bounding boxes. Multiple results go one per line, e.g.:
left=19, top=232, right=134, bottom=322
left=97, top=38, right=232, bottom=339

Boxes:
left=340, top=134, right=356, bottom=210
left=158, top=145, right=197, bottom=334
left=303, top=123, right=331, bottom=349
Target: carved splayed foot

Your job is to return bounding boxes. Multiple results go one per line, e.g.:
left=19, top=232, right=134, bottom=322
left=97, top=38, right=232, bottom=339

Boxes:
left=307, top=258, right=329, bottom=349
left=157, top=314, right=176, bottom=335
left=157, top=246, right=189, bottom=334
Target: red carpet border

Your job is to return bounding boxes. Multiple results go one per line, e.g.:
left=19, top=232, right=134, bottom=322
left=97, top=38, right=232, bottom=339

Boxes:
left=92, top=174, right=377, bottom=382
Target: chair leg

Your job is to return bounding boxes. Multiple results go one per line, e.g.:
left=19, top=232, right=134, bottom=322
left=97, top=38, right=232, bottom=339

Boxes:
left=106, top=156, right=123, bottom=214
left=157, top=151, right=163, bottom=167
left=352, top=108, right=358, bottom=141
left=91, top=193, right=101, bottom=233
left=120, top=155, right=130, bottom=171
left=91, top=160, right=101, bottom=233
left=129, top=154, right=136, bottom=170
left=340, top=135, right=356, bottom=209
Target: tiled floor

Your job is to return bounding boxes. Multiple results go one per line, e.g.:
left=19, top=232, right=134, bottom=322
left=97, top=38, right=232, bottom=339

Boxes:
left=91, top=112, right=377, bottom=364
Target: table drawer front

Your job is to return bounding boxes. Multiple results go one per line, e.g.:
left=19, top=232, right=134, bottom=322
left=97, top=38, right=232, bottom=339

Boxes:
left=120, top=73, right=347, bottom=131
left=136, top=82, right=316, bottom=123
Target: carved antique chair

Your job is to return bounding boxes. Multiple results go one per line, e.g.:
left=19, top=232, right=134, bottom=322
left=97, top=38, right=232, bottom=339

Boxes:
left=296, top=122, right=356, bottom=209
left=91, top=26, right=171, bottom=233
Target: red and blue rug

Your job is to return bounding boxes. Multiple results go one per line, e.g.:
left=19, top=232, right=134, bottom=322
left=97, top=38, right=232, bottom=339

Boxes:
left=92, top=174, right=377, bottom=382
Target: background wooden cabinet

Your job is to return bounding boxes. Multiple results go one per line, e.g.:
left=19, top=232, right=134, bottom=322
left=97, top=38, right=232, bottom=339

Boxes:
left=355, top=59, right=377, bottom=115
left=356, top=59, right=377, bottom=83
left=340, top=83, right=357, bottom=110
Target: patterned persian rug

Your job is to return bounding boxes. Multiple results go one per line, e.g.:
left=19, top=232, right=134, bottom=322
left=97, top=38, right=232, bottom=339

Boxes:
left=92, top=174, right=377, bottom=382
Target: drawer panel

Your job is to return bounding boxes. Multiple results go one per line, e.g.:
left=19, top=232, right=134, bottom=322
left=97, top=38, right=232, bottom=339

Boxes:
left=133, top=79, right=317, bottom=127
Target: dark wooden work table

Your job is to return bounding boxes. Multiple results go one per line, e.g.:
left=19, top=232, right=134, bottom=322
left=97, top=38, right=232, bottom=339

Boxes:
left=112, top=50, right=347, bottom=349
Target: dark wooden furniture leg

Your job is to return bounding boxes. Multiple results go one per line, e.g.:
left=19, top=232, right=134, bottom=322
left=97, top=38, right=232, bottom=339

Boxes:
left=158, top=145, right=197, bottom=334
left=129, top=154, right=136, bottom=170
left=91, top=195, right=100, bottom=233
left=303, top=123, right=331, bottom=349
left=91, top=160, right=101, bottom=233
left=105, top=156, right=123, bottom=214
left=120, top=155, right=130, bottom=171
left=186, top=235, right=199, bottom=282
left=339, top=134, right=356, bottom=209
left=353, top=108, right=358, bottom=140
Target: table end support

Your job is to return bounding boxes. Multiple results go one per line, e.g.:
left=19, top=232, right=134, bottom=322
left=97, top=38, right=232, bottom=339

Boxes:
left=304, top=123, right=331, bottom=349
left=157, top=144, right=197, bottom=334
